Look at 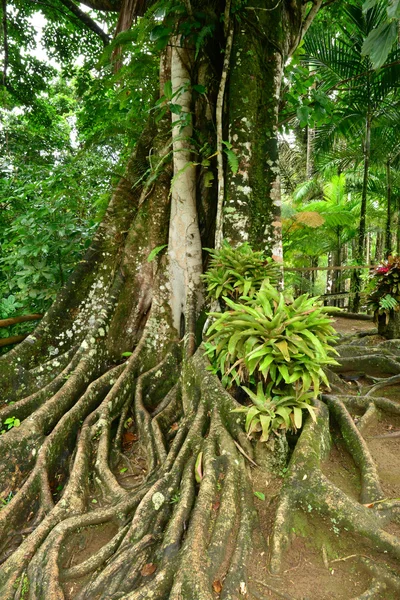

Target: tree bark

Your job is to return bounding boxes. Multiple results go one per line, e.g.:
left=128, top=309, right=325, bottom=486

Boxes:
left=353, top=110, right=371, bottom=312
left=385, top=160, right=392, bottom=258
left=3, top=4, right=399, bottom=600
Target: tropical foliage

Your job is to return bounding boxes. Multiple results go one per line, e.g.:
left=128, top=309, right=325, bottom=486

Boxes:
left=203, top=246, right=338, bottom=441
left=202, top=243, right=281, bottom=301
left=367, top=256, right=400, bottom=321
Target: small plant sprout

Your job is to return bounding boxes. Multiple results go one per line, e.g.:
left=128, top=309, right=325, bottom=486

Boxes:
left=1, top=416, right=21, bottom=434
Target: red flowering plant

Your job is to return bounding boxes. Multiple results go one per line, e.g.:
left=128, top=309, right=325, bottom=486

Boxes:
left=367, top=256, right=400, bottom=323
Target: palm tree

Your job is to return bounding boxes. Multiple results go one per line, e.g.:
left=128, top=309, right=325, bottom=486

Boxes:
left=304, top=2, right=400, bottom=308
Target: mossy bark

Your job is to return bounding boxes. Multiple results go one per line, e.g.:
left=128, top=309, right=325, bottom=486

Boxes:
left=223, top=0, right=302, bottom=256
left=377, top=311, right=400, bottom=340
left=2, top=3, right=397, bottom=600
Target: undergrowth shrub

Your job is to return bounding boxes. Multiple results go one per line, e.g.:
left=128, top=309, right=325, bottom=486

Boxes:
left=202, top=241, right=281, bottom=301
left=203, top=244, right=338, bottom=441
left=367, top=256, right=400, bottom=323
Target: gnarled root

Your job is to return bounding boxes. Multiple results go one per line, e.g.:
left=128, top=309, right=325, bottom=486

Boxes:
left=2, top=325, right=400, bottom=598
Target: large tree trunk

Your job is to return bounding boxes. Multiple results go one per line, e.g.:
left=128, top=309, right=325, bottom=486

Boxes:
left=1, top=3, right=400, bottom=599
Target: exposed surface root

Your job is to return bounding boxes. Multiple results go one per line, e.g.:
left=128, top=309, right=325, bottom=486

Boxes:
left=1, top=319, right=400, bottom=598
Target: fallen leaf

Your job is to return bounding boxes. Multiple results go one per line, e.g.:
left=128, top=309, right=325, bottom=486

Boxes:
left=170, top=423, right=179, bottom=431
left=212, top=580, right=222, bottom=593
left=141, top=563, right=157, bottom=577
left=122, top=431, right=137, bottom=449
left=254, top=491, right=265, bottom=501
left=363, top=503, right=374, bottom=508
left=195, top=451, right=203, bottom=483
left=212, top=501, right=220, bottom=511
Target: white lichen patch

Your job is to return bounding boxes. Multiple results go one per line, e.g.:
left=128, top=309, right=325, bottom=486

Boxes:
left=152, top=492, right=165, bottom=510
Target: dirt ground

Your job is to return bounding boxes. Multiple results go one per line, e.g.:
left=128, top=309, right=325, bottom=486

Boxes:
left=332, top=316, right=377, bottom=335
left=247, top=316, right=400, bottom=600
left=19, top=315, right=400, bottom=600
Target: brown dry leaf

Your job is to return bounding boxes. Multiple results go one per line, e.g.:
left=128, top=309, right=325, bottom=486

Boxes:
left=212, top=580, right=223, bottom=594
left=141, top=563, right=157, bottom=577
left=212, top=501, right=220, bottom=511
left=363, top=503, right=374, bottom=508
left=122, top=432, right=137, bottom=448
left=170, top=423, right=179, bottom=431
left=295, top=211, right=325, bottom=228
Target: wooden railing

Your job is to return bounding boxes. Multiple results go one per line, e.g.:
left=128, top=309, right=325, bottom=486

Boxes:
left=0, top=314, right=43, bottom=348
left=283, top=264, right=373, bottom=311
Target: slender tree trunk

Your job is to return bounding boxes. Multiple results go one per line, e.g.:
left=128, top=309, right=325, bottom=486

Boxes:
left=375, top=229, right=384, bottom=263
left=168, top=40, right=203, bottom=346
left=353, top=110, right=371, bottom=312
left=385, top=160, right=392, bottom=258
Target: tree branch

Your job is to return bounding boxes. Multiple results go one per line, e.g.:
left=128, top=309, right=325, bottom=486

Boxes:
left=301, top=0, right=323, bottom=41
left=59, top=0, right=110, bottom=45
left=79, top=0, right=122, bottom=10
left=215, top=5, right=234, bottom=249
left=2, top=0, right=8, bottom=86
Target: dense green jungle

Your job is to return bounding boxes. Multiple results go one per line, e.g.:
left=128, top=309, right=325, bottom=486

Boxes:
left=1, top=0, right=400, bottom=598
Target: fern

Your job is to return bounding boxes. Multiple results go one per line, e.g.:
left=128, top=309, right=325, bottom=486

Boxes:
left=379, top=294, right=398, bottom=311
left=195, top=25, right=215, bottom=59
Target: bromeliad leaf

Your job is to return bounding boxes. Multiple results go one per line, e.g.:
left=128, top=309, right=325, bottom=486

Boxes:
left=147, top=244, right=168, bottom=263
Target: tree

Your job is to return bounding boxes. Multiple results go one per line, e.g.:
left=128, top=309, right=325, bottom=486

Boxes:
left=1, top=1, right=400, bottom=599
left=303, top=3, right=400, bottom=308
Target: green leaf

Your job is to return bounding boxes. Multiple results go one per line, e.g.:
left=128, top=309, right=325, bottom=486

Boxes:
left=362, top=21, right=397, bottom=69
left=293, top=407, right=302, bottom=429
left=387, top=0, right=400, bottom=18
left=224, top=148, right=239, bottom=174
left=121, top=351, right=133, bottom=357
left=147, top=244, right=168, bottom=263
left=169, top=103, right=182, bottom=115
left=259, top=414, right=272, bottom=442
left=275, top=340, right=290, bottom=361
left=296, top=105, right=310, bottom=127
left=195, top=451, right=203, bottom=483
left=192, top=84, right=206, bottom=94
left=150, top=25, right=171, bottom=42
left=164, top=80, right=173, bottom=100
left=254, top=491, right=265, bottom=501
left=245, top=405, right=261, bottom=432
left=119, top=467, right=128, bottom=473
left=362, top=0, right=378, bottom=12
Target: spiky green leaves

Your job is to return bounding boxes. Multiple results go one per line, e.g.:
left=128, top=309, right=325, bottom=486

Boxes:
left=202, top=242, right=281, bottom=301
left=204, top=282, right=338, bottom=440
left=205, top=283, right=338, bottom=390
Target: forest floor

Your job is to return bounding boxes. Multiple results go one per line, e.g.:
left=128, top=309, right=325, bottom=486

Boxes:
left=4, top=316, right=400, bottom=600
left=247, top=316, right=400, bottom=600
left=60, top=316, right=399, bottom=600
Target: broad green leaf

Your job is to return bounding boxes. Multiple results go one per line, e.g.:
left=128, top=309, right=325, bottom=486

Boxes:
left=275, top=340, right=290, bottom=361
left=245, top=405, right=261, bottom=431
left=362, top=21, right=397, bottom=69
left=259, top=414, right=272, bottom=441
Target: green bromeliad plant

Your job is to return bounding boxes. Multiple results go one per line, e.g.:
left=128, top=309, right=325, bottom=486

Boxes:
left=203, top=245, right=338, bottom=441
left=202, top=242, right=281, bottom=301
